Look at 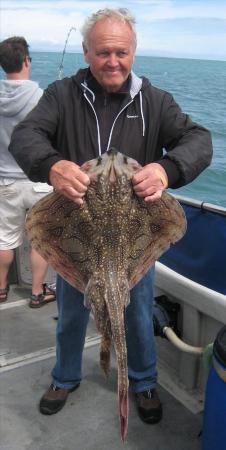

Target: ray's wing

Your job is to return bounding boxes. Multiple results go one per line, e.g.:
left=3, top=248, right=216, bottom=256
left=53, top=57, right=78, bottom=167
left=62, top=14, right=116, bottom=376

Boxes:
left=127, top=192, right=187, bottom=289
left=26, top=192, right=92, bottom=293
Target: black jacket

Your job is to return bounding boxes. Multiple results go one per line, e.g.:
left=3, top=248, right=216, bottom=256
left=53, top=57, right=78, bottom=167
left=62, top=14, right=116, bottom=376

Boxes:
left=9, top=68, right=212, bottom=188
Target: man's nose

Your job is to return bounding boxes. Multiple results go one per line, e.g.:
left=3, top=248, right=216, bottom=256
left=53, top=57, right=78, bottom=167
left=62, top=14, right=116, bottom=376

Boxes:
left=107, top=53, right=118, bottom=66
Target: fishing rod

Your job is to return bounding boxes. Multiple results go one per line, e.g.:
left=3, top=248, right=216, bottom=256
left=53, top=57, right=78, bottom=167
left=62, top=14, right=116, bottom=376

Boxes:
left=58, top=27, right=76, bottom=79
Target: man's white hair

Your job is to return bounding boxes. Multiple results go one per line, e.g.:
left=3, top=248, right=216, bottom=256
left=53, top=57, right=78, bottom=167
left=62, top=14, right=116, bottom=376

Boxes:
left=81, top=8, right=137, bottom=49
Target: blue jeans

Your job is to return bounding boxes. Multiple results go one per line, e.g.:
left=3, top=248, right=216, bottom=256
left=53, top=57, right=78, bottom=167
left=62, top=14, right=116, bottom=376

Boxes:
left=52, top=267, right=157, bottom=393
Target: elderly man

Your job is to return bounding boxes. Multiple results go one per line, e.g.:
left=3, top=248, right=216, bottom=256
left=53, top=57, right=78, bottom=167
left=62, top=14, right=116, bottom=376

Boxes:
left=9, top=8, right=212, bottom=425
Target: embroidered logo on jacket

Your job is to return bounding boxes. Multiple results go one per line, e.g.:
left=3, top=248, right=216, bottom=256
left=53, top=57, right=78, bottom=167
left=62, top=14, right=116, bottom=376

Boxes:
left=126, top=114, right=139, bottom=119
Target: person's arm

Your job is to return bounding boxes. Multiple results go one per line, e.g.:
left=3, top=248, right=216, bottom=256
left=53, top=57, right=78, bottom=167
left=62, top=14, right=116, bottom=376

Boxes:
left=9, top=82, right=64, bottom=183
left=158, top=91, right=213, bottom=187
left=9, top=82, right=89, bottom=204
left=132, top=91, right=212, bottom=202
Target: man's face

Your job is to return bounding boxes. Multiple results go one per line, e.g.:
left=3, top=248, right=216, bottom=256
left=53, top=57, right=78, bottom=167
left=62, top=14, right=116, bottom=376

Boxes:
left=83, top=18, right=136, bottom=92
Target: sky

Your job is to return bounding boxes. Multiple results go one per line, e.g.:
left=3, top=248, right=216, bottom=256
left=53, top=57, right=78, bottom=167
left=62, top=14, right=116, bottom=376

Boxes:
left=1, top=0, right=226, bottom=60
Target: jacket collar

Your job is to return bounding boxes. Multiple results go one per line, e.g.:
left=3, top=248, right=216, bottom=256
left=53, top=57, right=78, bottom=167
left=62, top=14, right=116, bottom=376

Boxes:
left=84, top=69, right=131, bottom=94
left=80, top=68, right=143, bottom=101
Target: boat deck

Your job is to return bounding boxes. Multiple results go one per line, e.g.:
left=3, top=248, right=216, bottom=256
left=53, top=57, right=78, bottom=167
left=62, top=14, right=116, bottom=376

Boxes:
left=0, top=283, right=202, bottom=450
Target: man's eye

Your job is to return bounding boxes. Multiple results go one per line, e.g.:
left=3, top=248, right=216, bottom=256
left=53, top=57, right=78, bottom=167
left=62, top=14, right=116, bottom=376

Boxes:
left=98, top=51, right=109, bottom=57
left=117, top=51, right=128, bottom=57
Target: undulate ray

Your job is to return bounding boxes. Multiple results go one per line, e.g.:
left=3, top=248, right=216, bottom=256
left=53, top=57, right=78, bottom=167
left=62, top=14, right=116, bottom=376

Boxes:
left=26, top=148, right=187, bottom=440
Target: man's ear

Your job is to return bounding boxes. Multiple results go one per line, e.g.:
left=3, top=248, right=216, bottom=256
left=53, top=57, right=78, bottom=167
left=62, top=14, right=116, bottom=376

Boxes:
left=82, top=42, right=89, bottom=63
left=24, top=56, right=30, bottom=68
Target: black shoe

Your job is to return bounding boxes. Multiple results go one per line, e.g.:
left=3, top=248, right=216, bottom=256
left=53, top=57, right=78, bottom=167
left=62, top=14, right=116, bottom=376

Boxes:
left=135, top=389, right=162, bottom=424
left=39, top=383, right=80, bottom=415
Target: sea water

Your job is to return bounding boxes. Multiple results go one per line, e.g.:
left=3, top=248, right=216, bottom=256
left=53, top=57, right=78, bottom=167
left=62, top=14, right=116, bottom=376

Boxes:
left=1, top=52, right=225, bottom=207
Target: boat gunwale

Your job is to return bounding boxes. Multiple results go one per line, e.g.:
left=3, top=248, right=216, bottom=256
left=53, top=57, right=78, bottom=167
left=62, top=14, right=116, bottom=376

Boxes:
left=173, top=194, right=226, bottom=216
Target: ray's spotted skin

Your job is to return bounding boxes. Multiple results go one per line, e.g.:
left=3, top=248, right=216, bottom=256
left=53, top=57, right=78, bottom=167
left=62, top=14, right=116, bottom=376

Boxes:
left=26, top=149, right=187, bottom=441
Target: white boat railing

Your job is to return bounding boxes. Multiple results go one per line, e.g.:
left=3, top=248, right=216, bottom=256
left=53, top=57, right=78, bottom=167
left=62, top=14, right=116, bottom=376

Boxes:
left=173, top=194, right=226, bottom=216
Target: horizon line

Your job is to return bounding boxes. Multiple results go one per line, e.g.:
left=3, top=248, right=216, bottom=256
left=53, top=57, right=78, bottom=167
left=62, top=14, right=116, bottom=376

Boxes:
left=29, top=49, right=226, bottom=63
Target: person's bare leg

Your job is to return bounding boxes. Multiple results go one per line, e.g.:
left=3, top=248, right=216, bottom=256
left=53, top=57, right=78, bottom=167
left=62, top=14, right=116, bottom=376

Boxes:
left=30, top=248, right=49, bottom=295
left=0, top=249, right=14, bottom=300
left=29, top=248, right=55, bottom=307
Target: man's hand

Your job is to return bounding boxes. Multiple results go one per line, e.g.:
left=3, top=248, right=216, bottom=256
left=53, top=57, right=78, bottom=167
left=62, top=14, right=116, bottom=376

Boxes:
left=49, top=160, right=90, bottom=205
left=132, top=162, right=168, bottom=202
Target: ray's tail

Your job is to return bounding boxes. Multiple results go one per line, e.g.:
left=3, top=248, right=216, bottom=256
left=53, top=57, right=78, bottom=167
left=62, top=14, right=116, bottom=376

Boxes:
left=119, top=379, right=129, bottom=441
left=100, top=333, right=111, bottom=377
left=104, top=279, right=129, bottom=441
left=87, top=274, right=130, bottom=440
left=114, top=334, right=129, bottom=441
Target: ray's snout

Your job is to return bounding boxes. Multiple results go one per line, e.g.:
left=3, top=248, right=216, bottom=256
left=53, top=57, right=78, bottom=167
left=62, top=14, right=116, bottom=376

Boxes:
left=107, top=148, right=128, bottom=166
left=107, top=147, right=118, bottom=157
left=99, top=149, right=140, bottom=182
left=84, top=150, right=140, bottom=182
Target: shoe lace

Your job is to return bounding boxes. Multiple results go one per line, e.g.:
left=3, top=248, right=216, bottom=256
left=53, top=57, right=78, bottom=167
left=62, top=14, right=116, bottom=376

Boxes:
left=143, top=389, right=153, bottom=399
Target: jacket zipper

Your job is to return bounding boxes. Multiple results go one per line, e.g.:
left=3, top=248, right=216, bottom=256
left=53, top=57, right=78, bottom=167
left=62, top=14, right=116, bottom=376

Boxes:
left=84, top=92, right=134, bottom=156
left=106, top=99, right=134, bottom=151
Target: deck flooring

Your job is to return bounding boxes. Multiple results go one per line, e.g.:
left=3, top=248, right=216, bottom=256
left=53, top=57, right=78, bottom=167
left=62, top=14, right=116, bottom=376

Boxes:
left=0, top=284, right=203, bottom=450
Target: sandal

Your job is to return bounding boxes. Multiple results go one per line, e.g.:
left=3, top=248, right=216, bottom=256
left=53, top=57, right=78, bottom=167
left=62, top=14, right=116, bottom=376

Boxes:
left=29, top=283, right=56, bottom=309
left=0, top=285, right=9, bottom=303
